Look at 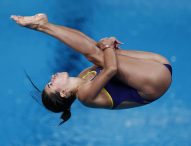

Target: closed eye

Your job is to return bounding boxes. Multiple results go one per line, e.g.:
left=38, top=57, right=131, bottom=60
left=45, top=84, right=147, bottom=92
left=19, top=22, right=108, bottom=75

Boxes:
left=48, top=82, right=52, bottom=88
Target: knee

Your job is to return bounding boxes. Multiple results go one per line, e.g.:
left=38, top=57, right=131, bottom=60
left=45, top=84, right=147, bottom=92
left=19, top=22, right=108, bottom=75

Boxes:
left=86, top=49, right=104, bottom=67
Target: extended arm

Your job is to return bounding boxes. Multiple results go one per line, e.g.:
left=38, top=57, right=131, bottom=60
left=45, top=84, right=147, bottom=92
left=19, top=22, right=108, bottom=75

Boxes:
left=77, top=39, right=118, bottom=105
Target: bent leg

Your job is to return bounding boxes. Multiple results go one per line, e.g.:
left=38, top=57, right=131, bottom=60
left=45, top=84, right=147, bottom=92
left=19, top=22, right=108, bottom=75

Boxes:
left=116, top=49, right=170, bottom=64
left=115, top=54, right=172, bottom=100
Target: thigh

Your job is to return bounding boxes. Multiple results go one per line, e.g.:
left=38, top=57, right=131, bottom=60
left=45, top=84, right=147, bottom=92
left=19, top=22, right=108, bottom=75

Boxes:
left=115, top=54, right=172, bottom=99
left=116, top=49, right=170, bottom=64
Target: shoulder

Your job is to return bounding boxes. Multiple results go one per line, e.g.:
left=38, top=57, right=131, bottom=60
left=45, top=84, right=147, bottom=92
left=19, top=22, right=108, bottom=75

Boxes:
left=76, top=81, right=91, bottom=105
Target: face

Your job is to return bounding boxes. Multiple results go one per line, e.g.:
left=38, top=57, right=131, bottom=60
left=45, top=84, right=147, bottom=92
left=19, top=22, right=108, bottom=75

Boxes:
left=45, top=72, right=69, bottom=94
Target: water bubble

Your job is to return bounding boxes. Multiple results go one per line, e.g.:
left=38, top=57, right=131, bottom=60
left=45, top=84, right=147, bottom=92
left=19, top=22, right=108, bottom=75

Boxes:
left=170, top=56, right=176, bottom=62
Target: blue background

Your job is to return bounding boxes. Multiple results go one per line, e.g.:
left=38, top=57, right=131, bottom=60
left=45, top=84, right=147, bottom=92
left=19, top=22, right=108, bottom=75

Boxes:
left=0, top=0, right=190, bottom=146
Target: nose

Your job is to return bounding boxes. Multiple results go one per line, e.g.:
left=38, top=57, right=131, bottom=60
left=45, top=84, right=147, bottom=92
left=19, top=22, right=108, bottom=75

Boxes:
left=51, top=72, right=60, bottom=79
left=51, top=74, right=56, bottom=80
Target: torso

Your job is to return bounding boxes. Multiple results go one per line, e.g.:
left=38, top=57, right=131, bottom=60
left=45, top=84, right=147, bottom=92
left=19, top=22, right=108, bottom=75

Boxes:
left=78, top=66, right=150, bottom=109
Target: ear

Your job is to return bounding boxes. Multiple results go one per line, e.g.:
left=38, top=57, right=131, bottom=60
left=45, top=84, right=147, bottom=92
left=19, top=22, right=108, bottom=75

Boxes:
left=59, top=89, right=67, bottom=98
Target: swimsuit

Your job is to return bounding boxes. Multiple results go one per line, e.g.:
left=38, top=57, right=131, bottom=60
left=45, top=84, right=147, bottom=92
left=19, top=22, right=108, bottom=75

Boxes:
left=163, top=64, right=172, bottom=76
left=83, top=64, right=172, bottom=109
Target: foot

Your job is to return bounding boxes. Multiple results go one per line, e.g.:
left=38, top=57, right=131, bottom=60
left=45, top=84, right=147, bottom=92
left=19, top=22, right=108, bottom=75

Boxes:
left=10, top=13, right=48, bottom=30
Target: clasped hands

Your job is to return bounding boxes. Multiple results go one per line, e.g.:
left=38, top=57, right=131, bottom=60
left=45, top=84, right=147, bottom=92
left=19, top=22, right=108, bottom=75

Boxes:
left=96, top=37, right=123, bottom=51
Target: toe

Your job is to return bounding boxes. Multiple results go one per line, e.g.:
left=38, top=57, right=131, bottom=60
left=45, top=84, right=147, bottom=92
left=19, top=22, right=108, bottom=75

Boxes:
left=10, top=15, right=15, bottom=19
left=10, top=15, right=17, bottom=20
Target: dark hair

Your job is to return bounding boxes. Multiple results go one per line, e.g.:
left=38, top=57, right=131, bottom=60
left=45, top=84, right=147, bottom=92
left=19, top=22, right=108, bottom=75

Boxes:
left=41, top=90, right=76, bottom=126
left=24, top=70, right=75, bottom=125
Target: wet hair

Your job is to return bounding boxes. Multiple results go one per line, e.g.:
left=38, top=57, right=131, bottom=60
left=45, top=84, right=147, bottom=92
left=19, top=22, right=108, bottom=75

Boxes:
left=41, top=90, right=76, bottom=125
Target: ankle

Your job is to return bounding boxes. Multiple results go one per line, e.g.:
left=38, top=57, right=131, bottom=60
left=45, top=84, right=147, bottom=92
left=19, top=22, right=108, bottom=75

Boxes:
left=37, top=22, right=50, bottom=31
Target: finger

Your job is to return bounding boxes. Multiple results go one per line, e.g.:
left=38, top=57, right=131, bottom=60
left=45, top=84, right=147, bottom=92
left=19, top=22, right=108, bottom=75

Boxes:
left=107, top=37, right=123, bottom=44
left=115, top=39, right=124, bottom=44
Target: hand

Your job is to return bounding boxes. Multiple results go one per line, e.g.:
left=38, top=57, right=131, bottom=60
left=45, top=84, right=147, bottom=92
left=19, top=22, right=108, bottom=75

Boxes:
left=97, top=37, right=123, bottom=50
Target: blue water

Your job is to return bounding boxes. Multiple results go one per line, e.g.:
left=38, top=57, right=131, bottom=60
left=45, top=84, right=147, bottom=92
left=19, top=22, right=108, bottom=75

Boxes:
left=0, top=0, right=191, bottom=146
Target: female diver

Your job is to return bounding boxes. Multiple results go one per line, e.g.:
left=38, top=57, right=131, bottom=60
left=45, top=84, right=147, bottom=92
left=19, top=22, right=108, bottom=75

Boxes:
left=11, top=13, right=172, bottom=125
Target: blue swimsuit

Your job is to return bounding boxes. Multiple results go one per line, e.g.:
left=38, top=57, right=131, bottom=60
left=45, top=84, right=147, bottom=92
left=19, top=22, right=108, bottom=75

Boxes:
left=84, top=64, right=172, bottom=109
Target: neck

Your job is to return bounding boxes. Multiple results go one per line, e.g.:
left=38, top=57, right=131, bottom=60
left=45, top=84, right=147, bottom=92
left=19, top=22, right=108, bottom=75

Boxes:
left=69, top=77, right=86, bottom=95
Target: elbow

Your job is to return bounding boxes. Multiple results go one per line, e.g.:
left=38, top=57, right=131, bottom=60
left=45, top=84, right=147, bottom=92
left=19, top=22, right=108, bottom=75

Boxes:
left=77, top=91, right=91, bottom=105
left=79, top=97, right=88, bottom=106
left=78, top=94, right=92, bottom=106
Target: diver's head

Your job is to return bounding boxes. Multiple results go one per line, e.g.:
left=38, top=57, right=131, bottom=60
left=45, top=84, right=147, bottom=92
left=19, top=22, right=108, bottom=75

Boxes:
left=41, top=72, right=77, bottom=125
left=44, top=72, right=74, bottom=97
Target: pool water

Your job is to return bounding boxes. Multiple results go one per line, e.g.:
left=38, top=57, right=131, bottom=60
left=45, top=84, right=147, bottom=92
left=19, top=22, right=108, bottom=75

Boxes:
left=0, top=0, right=191, bottom=146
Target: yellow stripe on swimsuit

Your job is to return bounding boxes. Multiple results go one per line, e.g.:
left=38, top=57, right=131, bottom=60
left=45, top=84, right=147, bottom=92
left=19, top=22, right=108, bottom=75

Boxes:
left=101, top=88, right=114, bottom=108
left=82, top=71, right=97, bottom=79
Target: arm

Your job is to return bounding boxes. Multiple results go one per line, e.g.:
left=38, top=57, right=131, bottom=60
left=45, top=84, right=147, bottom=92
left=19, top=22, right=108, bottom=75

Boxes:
left=77, top=42, right=117, bottom=105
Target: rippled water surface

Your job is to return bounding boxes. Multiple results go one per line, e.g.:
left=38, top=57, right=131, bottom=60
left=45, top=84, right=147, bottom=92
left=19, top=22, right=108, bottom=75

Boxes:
left=0, top=0, right=191, bottom=146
